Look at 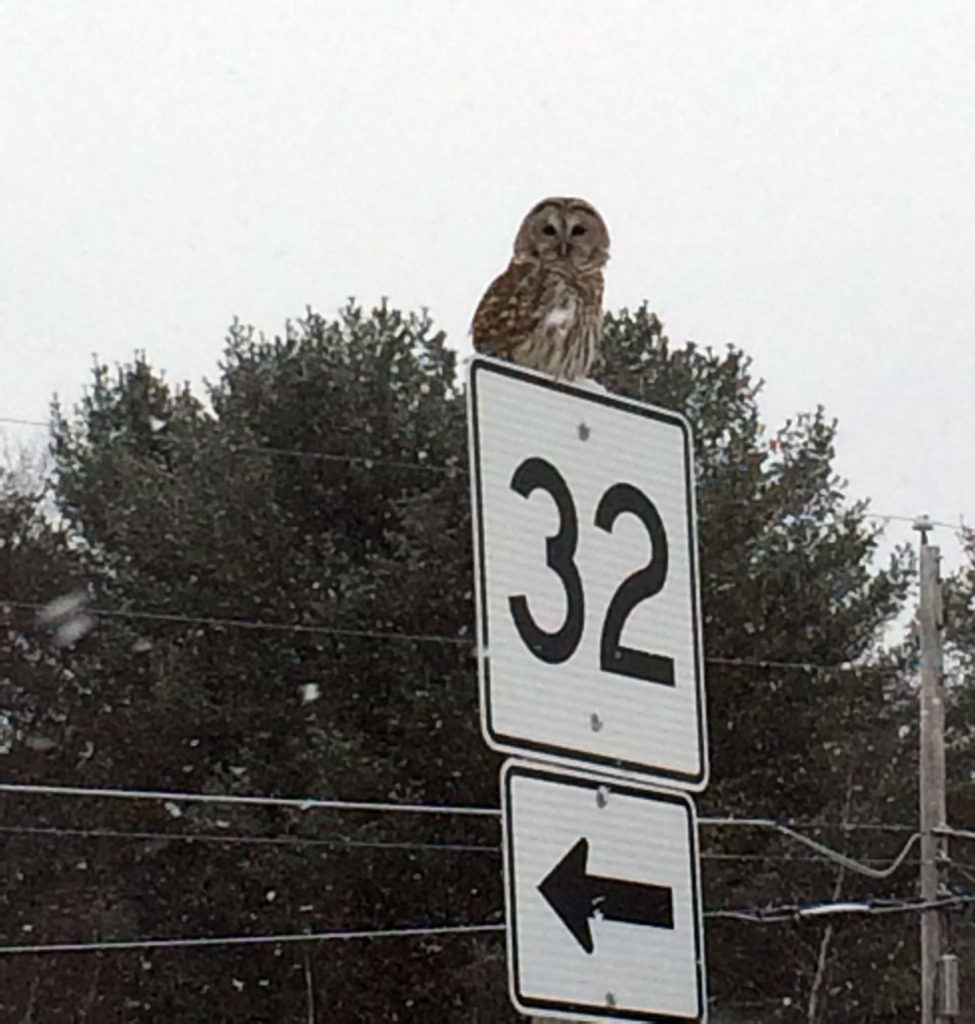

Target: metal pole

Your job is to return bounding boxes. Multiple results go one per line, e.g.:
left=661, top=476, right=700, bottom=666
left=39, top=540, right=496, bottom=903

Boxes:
left=917, top=532, right=946, bottom=1024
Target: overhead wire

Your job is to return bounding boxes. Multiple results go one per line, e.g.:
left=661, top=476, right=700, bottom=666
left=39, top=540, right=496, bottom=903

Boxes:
left=5, top=598, right=908, bottom=676
left=5, top=600, right=470, bottom=646
left=946, top=859, right=975, bottom=889
left=0, top=781, right=501, bottom=818
left=708, top=997, right=798, bottom=1009
left=939, top=828, right=975, bottom=890
left=0, top=823, right=499, bottom=855
left=213, top=441, right=463, bottom=476
left=0, top=894, right=969, bottom=957
left=864, top=511, right=966, bottom=533
left=1, top=413, right=970, bottom=533
left=762, top=820, right=916, bottom=833
left=0, top=783, right=921, bottom=880
left=0, top=416, right=466, bottom=476
left=704, top=654, right=901, bottom=675
left=0, top=821, right=920, bottom=867
left=698, top=817, right=919, bottom=880
left=936, top=824, right=975, bottom=843
left=0, top=416, right=47, bottom=429
left=706, top=892, right=975, bottom=924
left=0, top=922, right=506, bottom=957
left=701, top=852, right=920, bottom=866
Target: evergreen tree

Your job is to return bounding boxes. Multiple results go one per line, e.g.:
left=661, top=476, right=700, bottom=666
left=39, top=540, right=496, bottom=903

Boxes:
left=0, top=302, right=919, bottom=1021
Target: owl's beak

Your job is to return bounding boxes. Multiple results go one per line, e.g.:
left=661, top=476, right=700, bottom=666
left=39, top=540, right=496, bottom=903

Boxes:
left=558, top=242, right=570, bottom=258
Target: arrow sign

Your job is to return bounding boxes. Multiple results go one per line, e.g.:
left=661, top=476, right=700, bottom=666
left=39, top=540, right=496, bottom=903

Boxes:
left=538, top=837, right=674, bottom=954
left=503, top=764, right=705, bottom=1019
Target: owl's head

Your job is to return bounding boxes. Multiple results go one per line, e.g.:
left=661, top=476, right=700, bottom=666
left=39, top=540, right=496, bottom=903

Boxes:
left=513, top=197, right=610, bottom=271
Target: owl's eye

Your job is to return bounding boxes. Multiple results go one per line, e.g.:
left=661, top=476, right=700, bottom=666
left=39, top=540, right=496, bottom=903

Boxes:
left=541, top=224, right=557, bottom=235
left=571, top=224, right=586, bottom=236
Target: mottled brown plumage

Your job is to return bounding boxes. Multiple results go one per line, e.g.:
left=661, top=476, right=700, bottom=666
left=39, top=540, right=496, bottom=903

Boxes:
left=472, top=197, right=610, bottom=380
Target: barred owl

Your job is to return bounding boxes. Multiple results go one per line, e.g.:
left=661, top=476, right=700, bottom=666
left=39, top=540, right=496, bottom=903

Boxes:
left=472, top=197, right=610, bottom=380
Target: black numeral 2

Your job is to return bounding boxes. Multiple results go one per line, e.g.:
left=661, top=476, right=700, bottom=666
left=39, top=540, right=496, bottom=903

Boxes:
left=508, top=457, right=675, bottom=687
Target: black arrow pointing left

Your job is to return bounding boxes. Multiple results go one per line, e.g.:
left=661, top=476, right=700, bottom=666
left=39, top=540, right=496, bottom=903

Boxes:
left=538, top=837, right=674, bottom=954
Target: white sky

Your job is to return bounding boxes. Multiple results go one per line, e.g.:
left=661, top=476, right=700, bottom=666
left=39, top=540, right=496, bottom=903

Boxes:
left=2, top=1, right=973, bottom=573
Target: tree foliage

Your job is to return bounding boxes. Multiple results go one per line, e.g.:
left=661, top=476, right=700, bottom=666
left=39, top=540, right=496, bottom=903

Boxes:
left=0, top=300, right=932, bottom=1022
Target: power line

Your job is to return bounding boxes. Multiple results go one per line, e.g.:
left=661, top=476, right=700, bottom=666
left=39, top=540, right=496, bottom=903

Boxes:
left=6, top=601, right=470, bottom=647
left=215, top=441, right=465, bottom=476
left=0, top=783, right=919, bottom=878
left=0, top=822, right=915, bottom=866
left=864, top=512, right=966, bottom=533
left=0, top=416, right=466, bottom=476
left=936, top=825, right=975, bottom=843
left=946, top=859, right=975, bottom=889
left=0, top=823, right=499, bottom=855
left=705, top=655, right=901, bottom=676
left=764, top=820, right=916, bottom=834
left=709, top=997, right=798, bottom=1009
left=0, top=416, right=47, bottom=429
left=2, top=895, right=968, bottom=958
left=698, top=818, right=919, bottom=880
left=0, top=781, right=501, bottom=818
left=1, top=415, right=969, bottom=533
left=7, top=599, right=908, bottom=676
left=701, top=852, right=920, bottom=866
left=706, top=893, right=975, bottom=924
left=1, top=784, right=922, bottom=841
left=0, top=922, right=505, bottom=957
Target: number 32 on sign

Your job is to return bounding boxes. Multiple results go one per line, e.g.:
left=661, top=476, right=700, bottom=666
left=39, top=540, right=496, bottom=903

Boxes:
left=467, top=357, right=707, bottom=790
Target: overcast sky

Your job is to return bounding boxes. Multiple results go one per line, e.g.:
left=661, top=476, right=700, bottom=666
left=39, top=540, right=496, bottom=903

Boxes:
left=2, top=1, right=973, bottom=573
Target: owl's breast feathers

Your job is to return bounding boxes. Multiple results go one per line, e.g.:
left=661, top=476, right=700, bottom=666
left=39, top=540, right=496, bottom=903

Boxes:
left=472, top=258, right=602, bottom=360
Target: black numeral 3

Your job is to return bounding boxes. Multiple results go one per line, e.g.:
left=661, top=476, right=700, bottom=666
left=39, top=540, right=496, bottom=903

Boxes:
left=508, top=458, right=584, bottom=663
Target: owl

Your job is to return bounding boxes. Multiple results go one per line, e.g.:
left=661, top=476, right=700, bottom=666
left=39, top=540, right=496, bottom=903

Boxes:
left=472, top=197, right=610, bottom=380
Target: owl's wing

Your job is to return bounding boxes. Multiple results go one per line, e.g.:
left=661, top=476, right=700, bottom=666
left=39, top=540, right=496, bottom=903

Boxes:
left=471, top=261, right=548, bottom=358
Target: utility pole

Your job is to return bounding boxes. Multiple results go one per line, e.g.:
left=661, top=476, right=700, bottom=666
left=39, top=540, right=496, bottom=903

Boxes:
left=916, top=519, right=947, bottom=1024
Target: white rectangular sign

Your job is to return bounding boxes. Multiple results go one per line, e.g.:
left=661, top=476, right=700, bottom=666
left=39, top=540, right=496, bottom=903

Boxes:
left=468, top=357, right=707, bottom=789
left=503, top=760, right=706, bottom=1022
